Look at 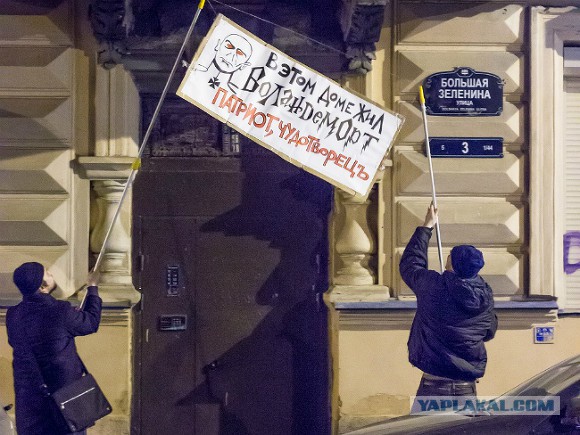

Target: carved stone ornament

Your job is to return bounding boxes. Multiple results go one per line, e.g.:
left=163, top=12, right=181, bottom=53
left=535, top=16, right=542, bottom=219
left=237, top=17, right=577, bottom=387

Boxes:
left=89, top=0, right=130, bottom=68
left=340, top=0, right=389, bottom=74
left=88, top=0, right=389, bottom=74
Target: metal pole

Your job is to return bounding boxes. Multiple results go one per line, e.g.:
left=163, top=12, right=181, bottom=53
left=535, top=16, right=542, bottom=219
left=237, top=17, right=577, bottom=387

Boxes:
left=92, top=0, right=207, bottom=274
left=419, top=85, right=444, bottom=273
left=80, top=0, right=207, bottom=309
left=93, top=0, right=205, bottom=280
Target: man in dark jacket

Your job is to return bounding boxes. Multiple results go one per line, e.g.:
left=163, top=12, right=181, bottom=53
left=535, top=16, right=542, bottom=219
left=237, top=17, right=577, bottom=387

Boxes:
left=6, top=262, right=102, bottom=435
left=400, top=205, right=497, bottom=399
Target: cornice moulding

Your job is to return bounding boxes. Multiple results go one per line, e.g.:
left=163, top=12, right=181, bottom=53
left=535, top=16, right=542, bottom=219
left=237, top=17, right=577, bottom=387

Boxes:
left=76, top=156, right=134, bottom=180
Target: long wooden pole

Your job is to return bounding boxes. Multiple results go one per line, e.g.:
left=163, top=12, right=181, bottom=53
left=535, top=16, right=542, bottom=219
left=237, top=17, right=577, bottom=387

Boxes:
left=419, top=85, right=444, bottom=273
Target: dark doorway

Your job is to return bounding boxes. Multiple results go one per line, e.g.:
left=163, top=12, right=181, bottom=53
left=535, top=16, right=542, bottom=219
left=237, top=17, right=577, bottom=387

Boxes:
left=132, top=132, right=332, bottom=434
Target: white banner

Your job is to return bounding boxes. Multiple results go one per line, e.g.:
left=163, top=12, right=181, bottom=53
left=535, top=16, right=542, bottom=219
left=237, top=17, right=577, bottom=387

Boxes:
left=177, top=14, right=404, bottom=197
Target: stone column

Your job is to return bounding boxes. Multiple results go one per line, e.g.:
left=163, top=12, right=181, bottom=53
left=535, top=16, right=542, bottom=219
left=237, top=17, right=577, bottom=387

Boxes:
left=90, top=180, right=132, bottom=287
left=75, top=62, right=140, bottom=306
left=333, top=190, right=377, bottom=286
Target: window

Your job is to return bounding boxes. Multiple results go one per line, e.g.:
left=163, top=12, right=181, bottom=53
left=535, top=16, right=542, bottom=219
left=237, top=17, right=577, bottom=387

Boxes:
left=562, top=49, right=580, bottom=310
left=531, top=8, right=580, bottom=311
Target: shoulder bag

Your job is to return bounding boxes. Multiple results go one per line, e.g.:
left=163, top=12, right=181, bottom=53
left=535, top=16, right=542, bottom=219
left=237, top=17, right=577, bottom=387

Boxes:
left=19, top=310, right=112, bottom=433
left=46, top=360, right=112, bottom=433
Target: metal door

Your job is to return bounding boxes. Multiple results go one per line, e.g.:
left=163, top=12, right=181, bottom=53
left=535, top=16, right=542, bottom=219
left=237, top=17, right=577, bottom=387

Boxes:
left=133, top=157, right=331, bottom=434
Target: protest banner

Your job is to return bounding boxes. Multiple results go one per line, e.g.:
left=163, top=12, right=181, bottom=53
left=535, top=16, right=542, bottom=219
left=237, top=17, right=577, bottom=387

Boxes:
left=177, top=14, right=404, bottom=197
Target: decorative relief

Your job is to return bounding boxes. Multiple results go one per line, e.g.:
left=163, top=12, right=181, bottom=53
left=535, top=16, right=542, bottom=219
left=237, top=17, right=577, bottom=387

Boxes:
left=395, top=50, right=522, bottom=96
left=89, top=0, right=128, bottom=68
left=0, top=222, right=65, bottom=246
left=396, top=150, right=522, bottom=195
left=0, top=96, right=72, bottom=145
left=397, top=3, right=523, bottom=45
left=0, top=9, right=72, bottom=46
left=391, top=3, right=529, bottom=301
left=341, top=2, right=387, bottom=73
left=0, top=247, right=65, bottom=281
left=397, top=200, right=523, bottom=247
left=395, top=250, right=523, bottom=297
left=0, top=5, right=77, bottom=300
left=90, top=0, right=383, bottom=75
left=0, top=197, right=63, bottom=221
left=0, top=49, right=72, bottom=91
left=394, top=101, right=523, bottom=144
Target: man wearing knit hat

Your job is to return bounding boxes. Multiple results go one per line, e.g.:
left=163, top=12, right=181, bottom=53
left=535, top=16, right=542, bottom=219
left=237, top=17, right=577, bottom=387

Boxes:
left=400, top=204, right=497, bottom=403
left=6, top=263, right=101, bottom=434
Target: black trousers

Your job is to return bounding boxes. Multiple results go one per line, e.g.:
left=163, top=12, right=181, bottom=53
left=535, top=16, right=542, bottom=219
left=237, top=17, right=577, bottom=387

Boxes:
left=411, top=375, right=477, bottom=414
left=415, top=375, right=477, bottom=397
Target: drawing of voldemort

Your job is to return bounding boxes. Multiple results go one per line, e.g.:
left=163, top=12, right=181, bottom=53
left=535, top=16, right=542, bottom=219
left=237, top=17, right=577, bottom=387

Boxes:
left=196, top=33, right=253, bottom=94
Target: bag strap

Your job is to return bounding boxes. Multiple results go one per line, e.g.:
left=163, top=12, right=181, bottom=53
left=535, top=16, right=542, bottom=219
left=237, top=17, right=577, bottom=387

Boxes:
left=78, top=357, right=89, bottom=376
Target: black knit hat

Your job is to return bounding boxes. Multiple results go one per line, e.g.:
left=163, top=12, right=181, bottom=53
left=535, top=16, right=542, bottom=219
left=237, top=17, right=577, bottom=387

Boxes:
left=13, top=262, right=44, bottom=296
left=451, top=245, right=484, bottom=279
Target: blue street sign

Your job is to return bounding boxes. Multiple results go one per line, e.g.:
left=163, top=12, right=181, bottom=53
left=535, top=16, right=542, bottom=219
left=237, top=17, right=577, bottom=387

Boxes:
left=534, top=326, right=555, bottom=344
left=423, top=67, right=503, bottom=116
left=428, top=137, right=503, bottom=158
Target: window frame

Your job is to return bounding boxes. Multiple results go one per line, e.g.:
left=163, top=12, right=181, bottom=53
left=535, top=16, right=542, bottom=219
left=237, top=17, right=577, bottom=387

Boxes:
left=530, top=7, right=580, bottom=306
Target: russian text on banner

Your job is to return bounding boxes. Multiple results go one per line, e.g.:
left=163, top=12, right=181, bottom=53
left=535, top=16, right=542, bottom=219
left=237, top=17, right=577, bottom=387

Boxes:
left=177, top=14, right=404, bottom=198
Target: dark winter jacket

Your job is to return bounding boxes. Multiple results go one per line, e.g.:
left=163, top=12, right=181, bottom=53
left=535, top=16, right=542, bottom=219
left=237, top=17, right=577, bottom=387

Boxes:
left=400, top=227, right=497, bottom=381
left=6, top=288, right=102, bottom=435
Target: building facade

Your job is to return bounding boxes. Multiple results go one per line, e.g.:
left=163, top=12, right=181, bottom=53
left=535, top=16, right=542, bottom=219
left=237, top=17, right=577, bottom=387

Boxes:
left=0, top=1, right=579, bottom=434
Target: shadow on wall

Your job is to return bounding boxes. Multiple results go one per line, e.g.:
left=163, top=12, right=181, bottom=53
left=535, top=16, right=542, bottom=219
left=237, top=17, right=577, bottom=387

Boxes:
left=174, top=143, right=333, bottom=435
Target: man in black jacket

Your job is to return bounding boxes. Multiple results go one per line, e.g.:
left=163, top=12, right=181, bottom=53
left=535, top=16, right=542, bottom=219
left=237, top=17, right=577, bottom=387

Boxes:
left=6, top=262, right=102, bottom=435
left=400, top=204, right=497, bottom=400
